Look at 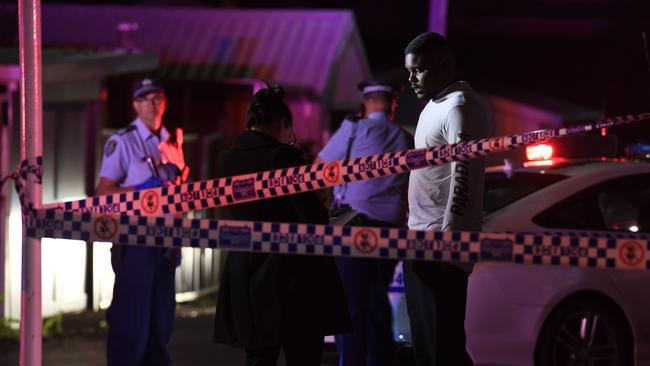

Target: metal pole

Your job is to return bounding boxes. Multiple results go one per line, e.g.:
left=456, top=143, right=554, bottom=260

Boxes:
left=18, top=0, right=43, bottom=364
left=428, top=0, right=448, bottom=36
left=83, top=102, right=99, bottom=310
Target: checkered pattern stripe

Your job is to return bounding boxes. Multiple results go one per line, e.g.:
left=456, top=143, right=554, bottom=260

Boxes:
left=26, top=209, right=221, bottom=249
left=254, top=163, right=330, bottom=200
left=11, top=158, right=44, bottom=215
left=45, top=190, right=146, bottom=215
left=512, top=231, right=650, bottom=270
left=513, top=233, right=616, bottom=269
left=376, top=228, right=481, bottom=262
left=252, top=222, right=354, bottom=257
left=39, top=113, right=650, bottom=217
left=163, top=179, right=231, bottom=214
left=340, top=152, right=409, bottom=184
left=116, top=215, right=220, bottom=249
left=14, top=160, right=29, bottom=214
left=25, top=209, right=650, bottom=271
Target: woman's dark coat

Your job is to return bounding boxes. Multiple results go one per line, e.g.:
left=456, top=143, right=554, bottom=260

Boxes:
left=213, top=130, right=351, bottom=348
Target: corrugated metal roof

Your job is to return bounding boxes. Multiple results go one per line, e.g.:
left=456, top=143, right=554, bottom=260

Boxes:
left=2, top=4, right=369, bottom=97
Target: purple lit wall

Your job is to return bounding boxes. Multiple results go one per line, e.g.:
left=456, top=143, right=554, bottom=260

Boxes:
left=0, top=4, right=370, bottom=144
left=0, top=4, right=366, bottom=99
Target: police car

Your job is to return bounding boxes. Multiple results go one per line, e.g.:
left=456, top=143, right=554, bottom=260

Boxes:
left=466, top=143, right=650, bottom=366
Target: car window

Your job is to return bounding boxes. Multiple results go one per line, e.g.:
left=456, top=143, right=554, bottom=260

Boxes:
left=533, top=173, right=650, bottom=233
left=483, top=172, right=568, bottom=214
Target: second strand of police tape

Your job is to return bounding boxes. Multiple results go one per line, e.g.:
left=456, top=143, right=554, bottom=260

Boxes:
left=41, top=112, right=650, bottom=216
left=26, top=209, right=650, bottom=271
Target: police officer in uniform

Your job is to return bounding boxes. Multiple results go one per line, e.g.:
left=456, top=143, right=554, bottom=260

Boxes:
left=96, top=78, right=188, bottom=366
left=318, top=80, right=413, bottom=366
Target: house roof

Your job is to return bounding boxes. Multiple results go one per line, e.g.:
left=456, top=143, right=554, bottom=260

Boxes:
left=0, top=4, right=370, bottom=106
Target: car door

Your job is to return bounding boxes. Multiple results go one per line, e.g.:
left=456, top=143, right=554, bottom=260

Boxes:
left=533, top=173, right=650, bottom=359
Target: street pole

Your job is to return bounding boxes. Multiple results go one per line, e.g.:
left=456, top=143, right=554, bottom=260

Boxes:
left=18, top=0, right=43, bottom=364
left=428, top=0, right=448, bottom=36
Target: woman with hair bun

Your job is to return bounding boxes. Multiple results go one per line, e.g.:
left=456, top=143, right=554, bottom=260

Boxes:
left=213, top=83, right=351, bottom=366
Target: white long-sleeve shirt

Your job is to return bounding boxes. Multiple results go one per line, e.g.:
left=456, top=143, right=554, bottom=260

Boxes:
left=408, top=81, right=492, bottom=232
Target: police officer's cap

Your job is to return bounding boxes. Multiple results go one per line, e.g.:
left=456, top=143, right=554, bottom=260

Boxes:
left=357, top=80, right=403, bottom=97
left=133, top=78, right=165, bottom=99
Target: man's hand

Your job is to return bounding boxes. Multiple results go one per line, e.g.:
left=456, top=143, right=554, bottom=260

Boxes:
left=159, top=128, right=190, bottom=184
left=96, top=177, right=133, bottom=195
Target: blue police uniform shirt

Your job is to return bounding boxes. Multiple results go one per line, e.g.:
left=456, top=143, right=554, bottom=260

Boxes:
left=99, top=118, right=175, bottom=187
left=319, top=111, right=413, bottom=225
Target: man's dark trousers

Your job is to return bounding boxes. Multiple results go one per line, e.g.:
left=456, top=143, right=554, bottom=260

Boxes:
left=335, top=218, right=398, bottom=366
left=335, top=257, right=397, bottom=366
left=403, top=260, right=472, bottom=366
left=107, top=246, right=176, bottom=366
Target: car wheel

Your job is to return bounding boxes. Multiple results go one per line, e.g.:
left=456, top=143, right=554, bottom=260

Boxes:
left=535, top=297, right=633, bottom=366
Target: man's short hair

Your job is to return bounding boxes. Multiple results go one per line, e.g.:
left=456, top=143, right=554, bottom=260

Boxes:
left=404, top=32, right=451, bottom=58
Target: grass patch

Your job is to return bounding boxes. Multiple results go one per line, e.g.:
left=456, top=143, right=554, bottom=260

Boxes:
left=43, top=314, right=63, bottom=338
left=0, top=318, right=19, bottom=339
left=0, top=313, right=66, bottom=340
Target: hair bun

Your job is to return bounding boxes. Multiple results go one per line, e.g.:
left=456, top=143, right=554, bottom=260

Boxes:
left=247, top=82, right=292, bottom=129
left=262, top=82, right=285, bottom=100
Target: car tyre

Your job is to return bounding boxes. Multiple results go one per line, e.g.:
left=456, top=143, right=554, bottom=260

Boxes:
left=535, top=296, right=633, bottom=366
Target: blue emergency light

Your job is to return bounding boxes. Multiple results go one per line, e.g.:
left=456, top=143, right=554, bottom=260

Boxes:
left=626, top=143, right=650, bottom=159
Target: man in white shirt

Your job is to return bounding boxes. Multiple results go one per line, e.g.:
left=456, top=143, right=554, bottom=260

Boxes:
left=403, top=32, right=492, bottom=365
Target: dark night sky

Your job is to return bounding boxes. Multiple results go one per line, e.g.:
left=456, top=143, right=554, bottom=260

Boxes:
left=447, top=0, right=650, bottom=113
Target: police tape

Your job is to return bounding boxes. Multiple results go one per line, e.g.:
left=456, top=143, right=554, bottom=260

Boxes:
left=39, top=112, right=650, bottom=217
left=25, top=209, right=650, bottom=271
left=2, top=158, right=44, bottom=215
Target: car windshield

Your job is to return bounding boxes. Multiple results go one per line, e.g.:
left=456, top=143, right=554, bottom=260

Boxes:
left=483, top=171, right=568, bottom=214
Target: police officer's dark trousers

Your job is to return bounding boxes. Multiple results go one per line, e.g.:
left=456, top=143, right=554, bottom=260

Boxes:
left=403, top=261, right=472, bottom=366
left=107, top=246, right=176, bottom=366
left=335, top=218, right=398, bottom=366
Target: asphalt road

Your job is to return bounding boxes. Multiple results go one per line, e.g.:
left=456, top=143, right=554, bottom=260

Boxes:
left=0, top=302, right=413, bottom=365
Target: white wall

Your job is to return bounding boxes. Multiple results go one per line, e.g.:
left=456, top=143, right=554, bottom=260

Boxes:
left=5, top=191, right=89, bottom=320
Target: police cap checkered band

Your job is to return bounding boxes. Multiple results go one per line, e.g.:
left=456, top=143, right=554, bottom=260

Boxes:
left=133, top=78, right=165, bottom=99
left=357, top=80, right=403, bottom=96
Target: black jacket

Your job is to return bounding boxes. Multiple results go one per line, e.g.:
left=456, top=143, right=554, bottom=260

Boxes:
left=213, top=130, right=351, bottom=348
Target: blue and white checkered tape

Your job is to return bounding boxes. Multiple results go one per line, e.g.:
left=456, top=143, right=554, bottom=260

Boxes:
left=39, top=112, right=650, bottom=216
left=25, top=209, right=650, bottom=271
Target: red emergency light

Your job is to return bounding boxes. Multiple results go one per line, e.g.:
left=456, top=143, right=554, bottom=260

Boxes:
left=526, top=144, right=553, bottom=161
